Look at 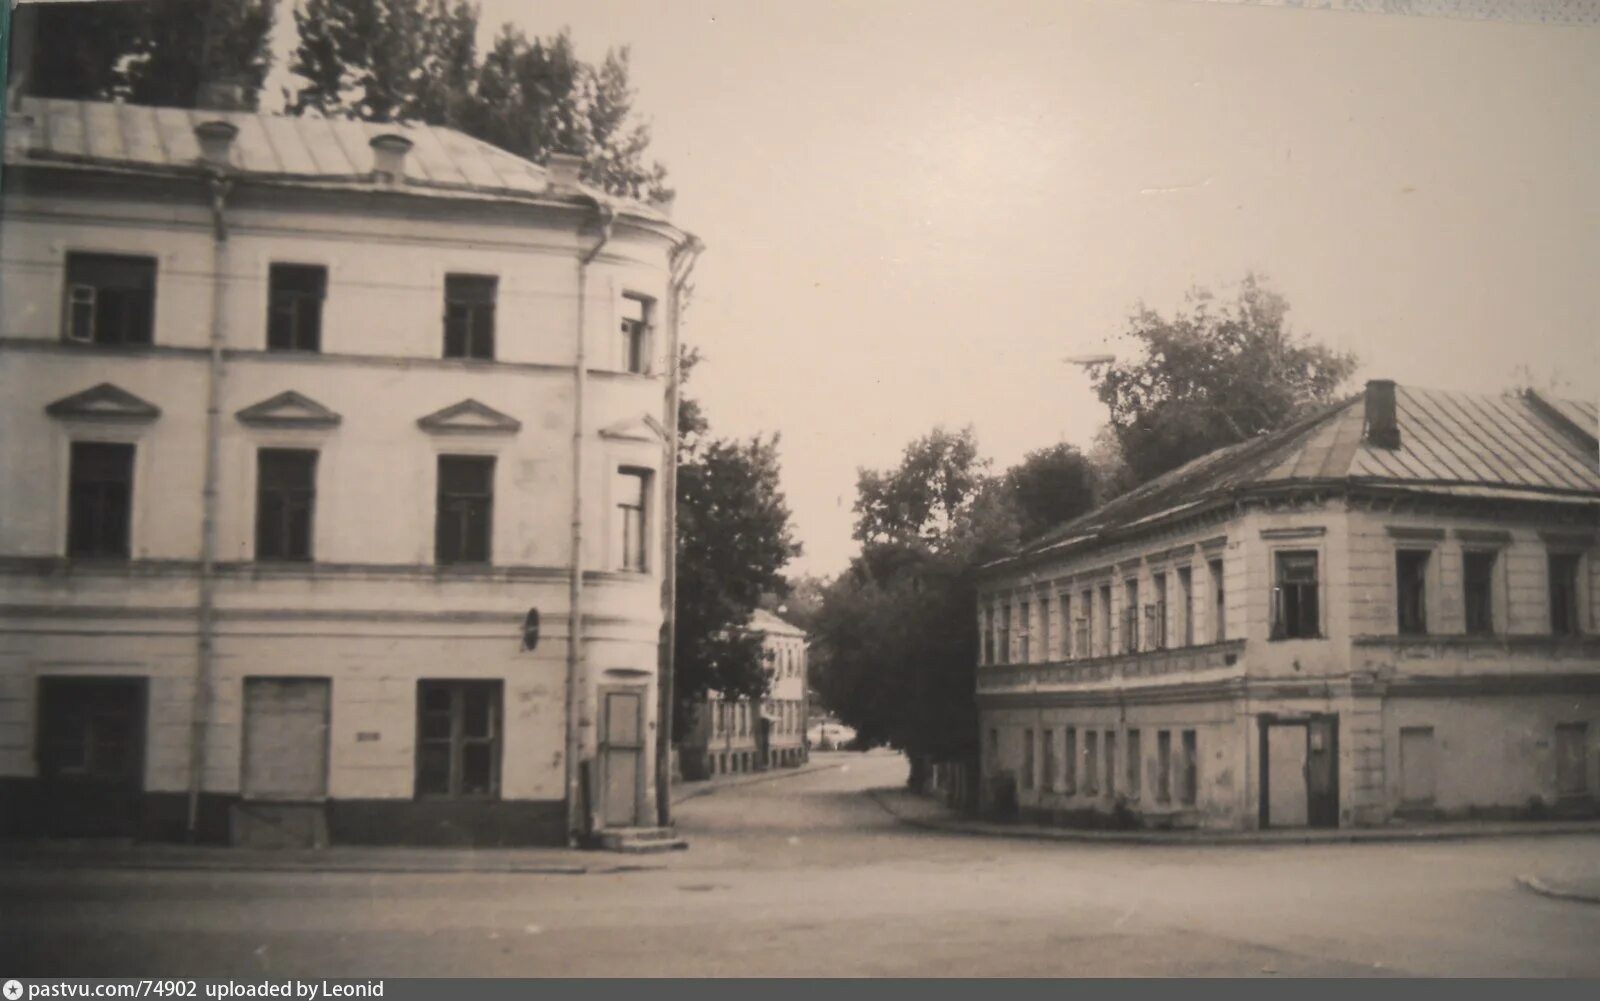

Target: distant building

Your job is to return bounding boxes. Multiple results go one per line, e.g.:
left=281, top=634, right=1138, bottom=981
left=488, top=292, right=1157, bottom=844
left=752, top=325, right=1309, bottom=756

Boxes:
left=976, top=380, right=1599, bottom=830
left=0, top=97, right=699, bottom=846
left=679, top=609, right=810, bottom=779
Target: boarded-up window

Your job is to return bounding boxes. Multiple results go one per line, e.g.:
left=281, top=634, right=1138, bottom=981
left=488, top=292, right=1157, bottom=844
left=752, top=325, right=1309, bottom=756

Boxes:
left=1399, top=726, right=1437, bottom=805
left=1555, top=723, right=1588, bottom=798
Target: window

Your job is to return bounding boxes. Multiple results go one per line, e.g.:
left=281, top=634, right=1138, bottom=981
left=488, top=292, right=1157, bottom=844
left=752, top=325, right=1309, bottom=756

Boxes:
left=1098, top=585, right=1112, bottom=656
left=1151, top=573, right=1167, bottom=650
left=988, top=728, right=999, bottom=763
left=443, top=274, right=496, bottom=360
left=1060, top=593, right=1072, bottom=659
left=1178, top=566, right=1194, bottom=646
left=1122, top=579, right=1139, bottom=654
left=1272, top=551, right=1320, bottom=639
left=63, top=253, right=156, bottom=345
left=1019, top=601, right=1031, bottom=663
left=1556, top=723, right=1589, bottom=797
left=1042, top=729, right=1056, bottom=791
left=1063, top=727, right=1077, bottom=795
left=1104, top=731, right=1117, bottom=797
left=1126, top=728, right=1142, bottom=799
left=1078, top=588, right=1092, bottom=658
left=614, top=468, right=650, bottom=572
left=67, top=442, right=134, bottom=558
left=1396, top=549, right=1430, bottom=635
left=1156, top=730, right=1172, bottom=803
left=416, top=681, right=501, bottom=798
left=266, top=263, right=326, bottom=352
left=981, top=609, right=992, bottom=665
left=1021, top=729, right=1034, bottom=790
left=1210, top=558, right=1226, bottom=642
left=255, top=449, right=317, bottom=561
left=1039, top=595, right=1052, bottom=661
left=1180, top=729, right=1198, bottom=805
left=1084, top=731, right=1099, bottom=795
left=1463, top=550, right=1497, bottom=636
left=998, top=605, right=1011, bottom=665
left=1549, top=553, right=1582, bottom=636
left=435, top=455, right=494, bottom=565
left=620, top=293, right=653, bottom=374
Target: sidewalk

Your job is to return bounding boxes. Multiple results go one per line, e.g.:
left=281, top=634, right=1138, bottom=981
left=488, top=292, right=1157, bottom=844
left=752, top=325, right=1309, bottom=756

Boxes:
left=870, top=786, right=1600, bottom=847
left=670, top=752, right=851, bottom=804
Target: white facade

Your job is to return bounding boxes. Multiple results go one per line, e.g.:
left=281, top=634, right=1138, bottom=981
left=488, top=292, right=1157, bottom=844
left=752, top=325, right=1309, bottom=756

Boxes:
left=0, top=98, right=699, bottom=845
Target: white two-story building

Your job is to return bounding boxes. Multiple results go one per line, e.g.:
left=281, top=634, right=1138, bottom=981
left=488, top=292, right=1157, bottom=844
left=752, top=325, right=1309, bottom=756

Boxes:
left=977, top=381, right=1598, bottom=831
left=0, top=96, right=700, bottom=846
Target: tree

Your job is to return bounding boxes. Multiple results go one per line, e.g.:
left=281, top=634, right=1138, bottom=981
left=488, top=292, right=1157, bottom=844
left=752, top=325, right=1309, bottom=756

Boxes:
left=288, top=3, right=672, bottom=200
left=1089, top=274, right=1358, bottom=485
left=1003, top=443, right=1099, bottom=542
left=27, top=0, right=277, bottom=109
left=852, top=427, right=989, bottom=553
left=673, top=351, right=801, bottom=733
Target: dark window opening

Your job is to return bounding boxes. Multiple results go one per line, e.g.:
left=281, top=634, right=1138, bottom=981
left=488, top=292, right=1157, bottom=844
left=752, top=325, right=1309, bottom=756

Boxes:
left=1211, top=558, right=1226, bottom=642
left=620, top=294, right=653, bottom=374
left=435, top=455, right=494, bottom=565
left=1180, top=730, right=1198, bottom=805
left=444, top=274, right=497, bottom=360
left=1396, top=549, right=1430, bottom=635
left=1122, top=579, right=1139, bottom=654
left=1549, top=553, right=1582, bottom=636
left=1156, top=730, right=1173, bottom=803
left=64, top=253, right=155, bottom=346
left=1063, top=727, right=1077, bottom=795
left=68, top=441, right=134, bottom=558
left=1272, top=550, right=1320, bottom=639
left=1104, top=731, right=1117, bottom=798
left=267, top=263, right=327, bottom=352
left=1126, top=728, right=1142, bottom=799
left=1464, top=550, right=1496, bottom=636
left=415, top=680, right=501, bottom=798
left=1019, top=601, right=1031, bottom=663
left=1021, top=728, right=1034, bottom=791
left=1178, top=566, right=1194, bottom=647
left=1151, top=574, right=1167, bottom=650
left=255, top=449, right=317, bottom=561
left=614, top=468, right=650, bottom=572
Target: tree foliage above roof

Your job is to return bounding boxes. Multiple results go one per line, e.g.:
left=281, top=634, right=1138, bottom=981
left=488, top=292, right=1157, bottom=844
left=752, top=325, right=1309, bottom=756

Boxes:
left=1088, top=274, right=1359, bottom=485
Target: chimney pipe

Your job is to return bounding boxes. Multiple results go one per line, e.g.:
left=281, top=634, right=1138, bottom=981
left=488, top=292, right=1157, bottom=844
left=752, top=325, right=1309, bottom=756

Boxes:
left=369, top=133, right=413, bottom=185
left=1364, top=379, right=1400, bottom=449
left=193, top=120, right=239, bottom=171
left=546, top=152, right=584, bottom=193
left=197, top=78, right=248, bottom=112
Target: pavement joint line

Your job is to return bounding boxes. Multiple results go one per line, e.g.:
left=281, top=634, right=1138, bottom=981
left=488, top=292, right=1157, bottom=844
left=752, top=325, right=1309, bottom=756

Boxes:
left=1515, top=874, right=1600, bottom=906
left=866, top=788, right=1600, bottom=847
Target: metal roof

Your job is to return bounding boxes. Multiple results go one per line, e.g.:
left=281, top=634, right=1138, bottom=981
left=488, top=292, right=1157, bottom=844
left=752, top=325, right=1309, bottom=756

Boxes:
left=747, top=608, right=806, bottom=638
left=5, top=96, right=673, bottom=223
left=1003, top=383, right=1600, bottom=567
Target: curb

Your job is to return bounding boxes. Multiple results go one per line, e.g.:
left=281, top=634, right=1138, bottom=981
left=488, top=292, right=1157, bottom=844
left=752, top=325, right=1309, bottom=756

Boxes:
left=0, top=851, right=666, bottom=877
left=1516, top=874, right=1600, bottom=906
left=672, top=758, right=849, bottom=804
left=867, top=790, right=1600, bottom=847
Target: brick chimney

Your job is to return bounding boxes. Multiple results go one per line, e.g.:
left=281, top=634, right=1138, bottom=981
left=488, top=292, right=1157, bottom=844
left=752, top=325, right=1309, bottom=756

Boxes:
left=369, top=133, right=413, bottom=185
left=193, top=120, right=239, bottom=170
left=546, top=152, right=584, bottom=193
left=1363, top=379, right=1401, bottom=449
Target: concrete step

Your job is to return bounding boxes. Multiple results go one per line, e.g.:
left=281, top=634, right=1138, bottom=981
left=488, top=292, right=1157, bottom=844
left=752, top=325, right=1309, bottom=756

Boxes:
left=593, top=826, right=689, bottom=853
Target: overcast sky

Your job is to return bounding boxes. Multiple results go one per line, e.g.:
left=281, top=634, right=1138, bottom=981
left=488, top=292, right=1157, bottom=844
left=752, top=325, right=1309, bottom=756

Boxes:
left=272, top=0, right=1600, bottom=575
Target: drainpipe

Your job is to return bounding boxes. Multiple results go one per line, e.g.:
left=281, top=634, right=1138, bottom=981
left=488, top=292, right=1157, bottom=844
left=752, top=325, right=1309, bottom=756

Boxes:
left=187, top=121, right=236, bottom=841
left=565, top=199, right=616, bottom=845
left=655, top=236, right=703, bottom=828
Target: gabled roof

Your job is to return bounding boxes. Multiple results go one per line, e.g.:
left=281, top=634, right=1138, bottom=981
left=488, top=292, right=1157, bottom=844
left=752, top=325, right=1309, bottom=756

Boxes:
left=996, top=384, right=1600, bottom=571
left=6, top=96, right=675, bottom=225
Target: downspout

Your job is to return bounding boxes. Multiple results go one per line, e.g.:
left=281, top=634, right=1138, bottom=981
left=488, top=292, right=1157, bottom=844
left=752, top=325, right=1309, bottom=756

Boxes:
left=656, top=236, right=703, bottom=827
left=565, top=200, right=616, bottom=845
left=187, top=123, right=236, bottom=841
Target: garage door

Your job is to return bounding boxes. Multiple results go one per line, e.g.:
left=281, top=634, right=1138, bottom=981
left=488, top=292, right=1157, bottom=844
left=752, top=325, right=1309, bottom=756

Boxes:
left=242, top=678, right=330, bottom=800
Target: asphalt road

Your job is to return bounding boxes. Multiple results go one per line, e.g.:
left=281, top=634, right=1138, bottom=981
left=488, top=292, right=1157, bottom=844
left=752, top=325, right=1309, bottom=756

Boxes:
left=3, top=751, right=1598, bottom=977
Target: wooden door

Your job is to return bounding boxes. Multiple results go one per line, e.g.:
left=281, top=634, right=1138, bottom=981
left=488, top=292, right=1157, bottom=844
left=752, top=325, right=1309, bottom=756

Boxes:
left=1306, top=715, right=1340, bottom=828
left=601, top=689, right=645, bottom=827
left=242, top=678, right=330, bottom=800
left=37, top=677, right=147, bottom=836
left=1265, top=723, right=1308, bottom=828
